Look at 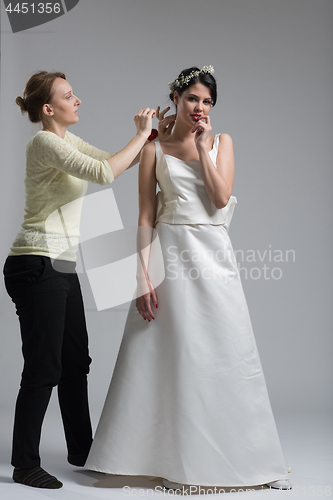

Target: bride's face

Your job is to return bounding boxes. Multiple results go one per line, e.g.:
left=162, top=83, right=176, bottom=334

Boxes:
left=174, top=82, right=212, bottom=126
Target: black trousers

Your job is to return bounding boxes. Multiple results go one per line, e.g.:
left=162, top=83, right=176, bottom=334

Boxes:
left=3, top=255, right=93, bottom=468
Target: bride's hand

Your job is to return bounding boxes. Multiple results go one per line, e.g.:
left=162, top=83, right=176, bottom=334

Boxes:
left=136, top=278, right=158, bottom=321
left=156, top=106, right=176, bottom=142
left=134, top=108, right=156, bottom=138
left=192, top=115, right=212, bottom=150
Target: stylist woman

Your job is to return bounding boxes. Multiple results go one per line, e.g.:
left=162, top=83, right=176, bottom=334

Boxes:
left=3, top=71, right=156, bottom=490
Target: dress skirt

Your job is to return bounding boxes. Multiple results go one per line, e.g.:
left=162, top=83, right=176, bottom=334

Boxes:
left=85, top=221, right=288, bottom=487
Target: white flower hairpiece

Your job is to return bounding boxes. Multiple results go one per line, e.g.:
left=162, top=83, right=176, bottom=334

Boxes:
left=168, top=65, right=215, bottom=92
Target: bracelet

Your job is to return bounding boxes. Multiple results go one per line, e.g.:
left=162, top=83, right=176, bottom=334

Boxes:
left=147, top=129, right=158, bottom=141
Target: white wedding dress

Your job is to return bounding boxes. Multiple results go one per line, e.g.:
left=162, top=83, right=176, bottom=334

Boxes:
left=85, top=135, right=289, bottom=487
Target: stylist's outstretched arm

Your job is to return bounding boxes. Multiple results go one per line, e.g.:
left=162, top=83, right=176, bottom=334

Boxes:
left=3, top=70, right=155, bottom=491
left=105, top=107, right=156, bottom=179
left=36, top=73, right=156, bottom=179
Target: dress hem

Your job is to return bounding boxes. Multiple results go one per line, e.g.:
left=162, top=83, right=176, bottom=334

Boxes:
left=84, top=465, right=289, bottom=488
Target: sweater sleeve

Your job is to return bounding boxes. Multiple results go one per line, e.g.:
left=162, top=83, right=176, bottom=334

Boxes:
left=32, top=131, right=114, bottom=185
left=65, top=131, right=115, bottom=161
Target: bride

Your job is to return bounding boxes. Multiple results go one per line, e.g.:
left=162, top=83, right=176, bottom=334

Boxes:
left=85, top=66, right=292, bottom=491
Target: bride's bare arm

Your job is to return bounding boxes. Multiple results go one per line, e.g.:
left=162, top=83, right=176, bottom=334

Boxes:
left=196, top=132, right=234, bottom=208
left=136, top=142, right=158, bottom=321
left=193, top=114, right=234, bottom=208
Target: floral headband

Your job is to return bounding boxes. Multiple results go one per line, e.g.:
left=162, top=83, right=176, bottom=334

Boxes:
left=168, top=65, right=214, bottom=92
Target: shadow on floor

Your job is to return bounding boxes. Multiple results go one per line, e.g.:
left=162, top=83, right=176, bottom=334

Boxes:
left=0, top=476, right=13, bottom=484
left=74, top=470, right=271, bottom=494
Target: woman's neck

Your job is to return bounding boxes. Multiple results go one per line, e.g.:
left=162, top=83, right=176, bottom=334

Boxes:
left=42, top=123, right=68, bottom=139
left=169, top=119, right=195, bottom=143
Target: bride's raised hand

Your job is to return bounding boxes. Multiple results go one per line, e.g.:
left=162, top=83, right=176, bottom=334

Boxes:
left=134, top=108, right=156, bottom=139
left=192, top=115, right=212, bottom=150
left=156, top=106, right=176, bottom=141
left=136, top=277, right=158, bottom=321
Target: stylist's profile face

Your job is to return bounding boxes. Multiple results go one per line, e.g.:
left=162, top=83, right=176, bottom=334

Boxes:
left=48, top=78, right=81, bottom=127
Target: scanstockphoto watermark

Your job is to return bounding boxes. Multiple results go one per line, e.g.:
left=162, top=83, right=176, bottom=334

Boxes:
left=122, top=484, right=332, bottom=496
left=165, top=244, right=296, bottom=282
left=123, top=485, right=265, bottom=496
left=3, top=0, right=80, bottom=33
left=166, top=245, right=238, bottom=284
left=235, top=245, right=296, bottom=281
left=43, top=190, right=297, bottom=310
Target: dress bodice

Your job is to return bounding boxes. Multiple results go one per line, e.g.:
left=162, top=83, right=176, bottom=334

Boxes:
left=155, top=135, right=237, bottom=230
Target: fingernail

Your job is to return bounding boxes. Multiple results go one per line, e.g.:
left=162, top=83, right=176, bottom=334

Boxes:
left=155, top=304, right=158, bottom=308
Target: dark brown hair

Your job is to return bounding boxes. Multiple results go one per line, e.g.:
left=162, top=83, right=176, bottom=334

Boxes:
left=15, top=71, right=66, bottom=123
left=169, top=67, right=217, bottom=107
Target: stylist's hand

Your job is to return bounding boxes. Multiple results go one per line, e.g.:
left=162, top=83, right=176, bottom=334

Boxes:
left=156, top=106, right=176, bottom=141
left=134, top=108, right=156, bottom=138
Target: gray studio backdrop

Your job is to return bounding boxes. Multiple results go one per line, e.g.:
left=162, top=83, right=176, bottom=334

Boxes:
left=1, top=0, right=332, bottom=436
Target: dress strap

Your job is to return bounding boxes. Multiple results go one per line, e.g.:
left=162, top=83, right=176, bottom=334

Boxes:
left=208, top=135, right=220, bottom=166
left=154, top=141, right=164, bottom=164
left=213, top=134, right=220, bottom=151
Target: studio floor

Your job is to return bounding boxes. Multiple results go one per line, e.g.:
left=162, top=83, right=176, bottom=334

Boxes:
left=0, top=410, right=332, bottom=499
